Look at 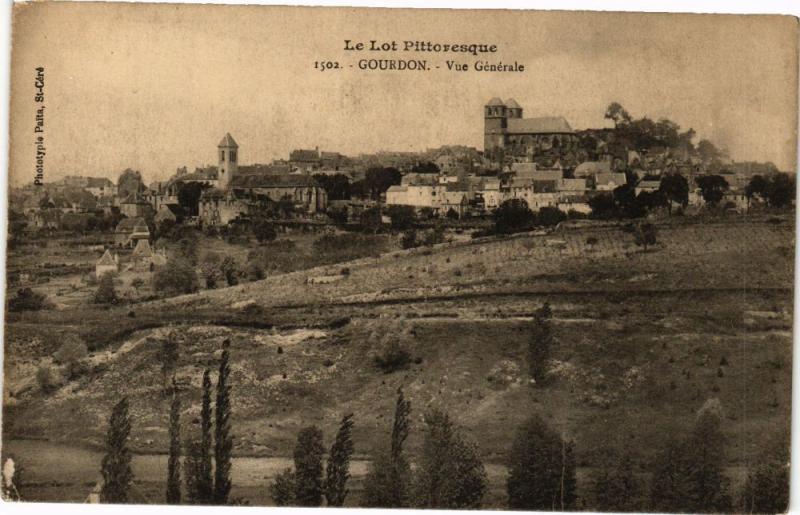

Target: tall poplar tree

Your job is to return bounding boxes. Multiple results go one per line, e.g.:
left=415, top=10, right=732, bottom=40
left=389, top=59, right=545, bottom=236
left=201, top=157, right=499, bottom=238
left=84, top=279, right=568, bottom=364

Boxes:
left=186, top=370, right=214, bottom=504
left=324, top=413, right=355, bottom=506
left=213, top=349, right=233, bottom=504
left=166, top=389, right=182, bottom=504
left=362, top=388, right=412, bottom=507
left=100, top=397, right=134, bottom=503
left=293, top=425, right=325, bottom=506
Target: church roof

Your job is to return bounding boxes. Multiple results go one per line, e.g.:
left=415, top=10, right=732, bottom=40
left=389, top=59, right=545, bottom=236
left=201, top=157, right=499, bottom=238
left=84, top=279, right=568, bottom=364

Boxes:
left=96, top=249, right=116, bottom=266
left=486, top=97, right=505, bottom=106
left=507, top=116, right=574, bottom=134
left=505, top=98, right=522, bottom=109
left=231, top=173, right=319, bottom=189
left=218, top=133, right=238, bottom=148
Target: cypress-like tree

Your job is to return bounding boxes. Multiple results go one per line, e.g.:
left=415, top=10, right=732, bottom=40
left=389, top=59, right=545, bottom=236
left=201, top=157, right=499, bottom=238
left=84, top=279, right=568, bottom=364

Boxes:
left=293, top=425, right=325, bottom=506
left=186, top=370, right=213, bottom=504
left=528, top=303, right=554, bottom=385
left=739, top=434, right=789, bottom=514
left=589, top=451, right=644, bottom=512
left=100, top=397, right=134, bottom=503
left=413, top=409, right=487, bottom=509
left=213, top=350, right=233, bottom=505
left=362, top=388, right=412, bottom=507
left=324, top=413, right=355, bottom=507
left=650, top=400, right=731, bottom=513
left=506, top=414, right=576, bottom=511
left=166, top=390, right=182, bottom=504
left=270, top=467, right=296, bottom=506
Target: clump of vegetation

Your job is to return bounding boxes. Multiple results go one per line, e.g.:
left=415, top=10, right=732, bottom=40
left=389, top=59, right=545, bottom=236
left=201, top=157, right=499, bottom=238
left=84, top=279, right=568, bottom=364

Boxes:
left=8, top=287, right=47, bottom=312
left=373, top=340, right=412, bottom=374
left=633, top=222, right=658, bottom=251
left=494, top=198, right=535, bottom=234
left=54, top=338, right=89, bottom=379
left=507, top=414, right=577, bottom=511
left=36, top=365, right=62, bottom=393
left=413, top=409, right=487, bottom=509
left=153, top=258, right=199, bottom=296
left=94, top=273, right=118, bottom=304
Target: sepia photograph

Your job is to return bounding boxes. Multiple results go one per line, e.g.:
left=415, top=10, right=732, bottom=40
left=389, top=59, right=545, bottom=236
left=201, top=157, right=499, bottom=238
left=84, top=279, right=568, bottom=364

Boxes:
left=1, top=2, right=797, bottom=512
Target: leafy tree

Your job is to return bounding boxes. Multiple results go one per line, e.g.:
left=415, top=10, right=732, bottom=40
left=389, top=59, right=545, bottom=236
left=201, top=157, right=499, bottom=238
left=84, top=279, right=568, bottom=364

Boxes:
left=494, top=198, right=535, bottom=234
left=313, top=173, right=352, bottom=201
left=695, top=175, right=729, bottom=205
left=659, top=173, right=689, bottom=214
left=588, top=451, right=644, bottom=511
left=219, top=256, right=240, bottom=287
left=177, top=182, right=211, bottom=216
left=745, top=174, right=768, bottom=203
left=633, top=222, right=658, bottom=251
left=362, top=388, right=412, bottom=507
left=94, top=272, right=118, bottom=304
left=411, top=161, right=440, bottom=174
left=253, top=218, right=277, bottom=243
left=213, top=350, right=233, bottom=505
left=738, top=433, right=789, bottom=514
left=293, top=426, right=325, bottom=506
left=8, top=288, right=47, bottom=311
left=637, top=190, right=667, bottom=213
left=588, top=192, right=617, bottom=220
left=614, top=184, right=646, bottom=218
left=763, top=172, right=795, bottom=208
left=270, top=468, right=296, bottom=506
left=604, top=102, right=632, bottom=127
left=697, top=139, right=722, bottom=163
left=364, top=167, right=402, bottom=199
left=166, top=390, right=182, bottom=504
left=528, top=303, right=554, bottom=385
left=650, top=400, right=731, bottom=512
left=186, top=370, right=213, bottom=504
left=507, top=414, right=577, bottom=511
left=100, top=398, right=134, bottom=503
left=401, top=229, right=418, bottom=249
left=413, top=409, right=487, bottom=509
left=386, top=205, right=416, bottom=231
left=537, top=206, right=567, bottom=227
left=360, top=206, right=384, bottom=234
left=158, top=336, right=180, bottom=395
left=153, top=258, right=199, bottom=296
left=324, top=413, right=355, bottom=507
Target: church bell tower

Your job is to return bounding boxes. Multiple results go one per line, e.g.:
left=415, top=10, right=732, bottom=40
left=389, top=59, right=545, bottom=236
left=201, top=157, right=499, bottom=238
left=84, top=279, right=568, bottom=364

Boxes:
left=218, top=133, right=238, bottom=190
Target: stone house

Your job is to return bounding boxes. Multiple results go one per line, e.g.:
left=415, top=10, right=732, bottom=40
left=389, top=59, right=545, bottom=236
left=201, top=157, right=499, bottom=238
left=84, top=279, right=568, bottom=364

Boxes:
left=95, top=249, right=119, bottom=277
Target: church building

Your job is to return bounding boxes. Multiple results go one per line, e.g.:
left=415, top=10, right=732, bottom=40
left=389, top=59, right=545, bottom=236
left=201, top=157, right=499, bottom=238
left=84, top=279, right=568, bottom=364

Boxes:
left=483, top=98, right=579, bottom=163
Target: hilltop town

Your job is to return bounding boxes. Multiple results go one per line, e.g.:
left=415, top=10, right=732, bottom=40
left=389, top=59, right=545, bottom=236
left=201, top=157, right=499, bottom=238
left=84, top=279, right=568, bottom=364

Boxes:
left=9, top=99, right=791, bottom=291
left=4, top=98, right=794, bottom=508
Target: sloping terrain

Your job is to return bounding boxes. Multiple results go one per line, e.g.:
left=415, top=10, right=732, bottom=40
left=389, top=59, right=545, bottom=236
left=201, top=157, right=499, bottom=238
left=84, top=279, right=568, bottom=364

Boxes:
left=3, top=216, right=794, bottom=505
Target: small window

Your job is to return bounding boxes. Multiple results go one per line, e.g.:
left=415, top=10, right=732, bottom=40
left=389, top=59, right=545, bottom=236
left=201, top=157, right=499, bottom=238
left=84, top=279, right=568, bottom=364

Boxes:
left=230, top=150, right=237, bottom=162
left=220, top=150, right=225, bottom=162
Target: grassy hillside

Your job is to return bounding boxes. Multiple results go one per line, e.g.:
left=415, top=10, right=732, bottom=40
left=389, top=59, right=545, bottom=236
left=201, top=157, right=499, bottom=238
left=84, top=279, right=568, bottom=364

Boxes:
left=3, top=215, right=793, bottom=505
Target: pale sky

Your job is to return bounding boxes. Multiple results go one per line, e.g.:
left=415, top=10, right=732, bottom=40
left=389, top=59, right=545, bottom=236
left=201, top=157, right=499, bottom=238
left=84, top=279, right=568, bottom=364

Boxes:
left=9, top=4, right=798, bottom=186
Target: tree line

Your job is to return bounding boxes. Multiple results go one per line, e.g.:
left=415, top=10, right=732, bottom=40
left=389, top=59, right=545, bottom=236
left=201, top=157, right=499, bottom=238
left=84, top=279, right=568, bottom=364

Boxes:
left=88, top=321, right=787, bottom=512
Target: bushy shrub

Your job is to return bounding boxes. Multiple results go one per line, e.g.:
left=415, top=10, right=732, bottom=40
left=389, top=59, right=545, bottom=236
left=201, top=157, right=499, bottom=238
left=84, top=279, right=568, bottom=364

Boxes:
left=374, top=340, right=412, bottom=373
left=54, top=338, right=88, bottom=365
left=401, top=230, right=419, bottom=249
left=537, top=206, right=567, bottom=227
left=153, top=258, right=199, bottom=295
left=94, top=273, right=118, bottom=304
left=495, top=199, right=535, bottom=234
left=8, top=288, right=47, bottom=312
left=36, top=365, right=62, bottom=392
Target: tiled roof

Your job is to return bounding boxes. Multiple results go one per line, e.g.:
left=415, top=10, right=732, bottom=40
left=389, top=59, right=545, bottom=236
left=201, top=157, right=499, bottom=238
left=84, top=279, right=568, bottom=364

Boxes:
left=87, top=177, right=114, bottom=188
left=574, top=161, right=612, bottom=177
left=505, top=98, right=522, bottom=109
left=290, top=149, right=321, bottom=162
left=115, top=217, right=149, bottom=233
left=486, top=97, right=505, bottom=106
left=595, top=173, right=628, bottom=186
left=507, top=116, right=573, bottom=134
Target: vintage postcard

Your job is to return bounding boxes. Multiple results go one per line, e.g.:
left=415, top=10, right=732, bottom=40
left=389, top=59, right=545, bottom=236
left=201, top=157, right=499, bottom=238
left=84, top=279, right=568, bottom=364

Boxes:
left=1, top=2, right=797, bottom=512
